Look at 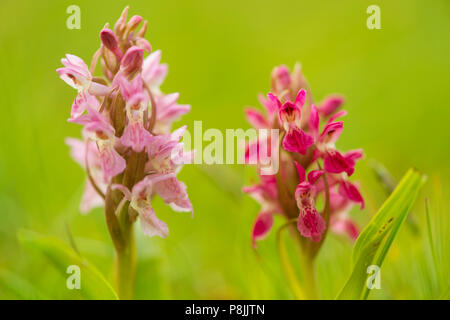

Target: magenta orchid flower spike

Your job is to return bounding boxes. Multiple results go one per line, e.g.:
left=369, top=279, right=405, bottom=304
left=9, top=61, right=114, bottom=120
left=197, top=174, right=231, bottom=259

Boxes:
left=244, top=63, right=364, bottom=255
left=58, top=7, right=192, bottom=299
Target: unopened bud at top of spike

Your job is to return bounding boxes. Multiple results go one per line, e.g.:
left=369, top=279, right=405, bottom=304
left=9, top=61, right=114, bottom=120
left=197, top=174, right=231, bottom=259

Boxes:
left=100, top=28, right=123, bottom=61
left=120, top=46, right=144, bottom=75
left=137, top=20, right=148, bottom=38
left=126, top=15, right=143, bottom=34
left=114, top=6, right=129, bottom=35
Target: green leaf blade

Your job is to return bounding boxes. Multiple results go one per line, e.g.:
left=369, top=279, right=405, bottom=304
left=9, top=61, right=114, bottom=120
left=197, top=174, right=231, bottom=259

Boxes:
left=0, top=269, right=51, bottom=300
left=337, top=168, right=425, bottom=300
left=17, top=229, right=118, bottom=300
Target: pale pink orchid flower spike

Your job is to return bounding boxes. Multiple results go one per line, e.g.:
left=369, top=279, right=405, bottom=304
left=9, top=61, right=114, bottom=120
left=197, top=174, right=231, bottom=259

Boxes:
left=58, top=7, right=193, bottom=299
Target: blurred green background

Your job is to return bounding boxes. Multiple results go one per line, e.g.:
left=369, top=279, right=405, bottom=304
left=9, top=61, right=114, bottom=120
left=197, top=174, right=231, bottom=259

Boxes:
left=0, top=0, right=449, bottom=299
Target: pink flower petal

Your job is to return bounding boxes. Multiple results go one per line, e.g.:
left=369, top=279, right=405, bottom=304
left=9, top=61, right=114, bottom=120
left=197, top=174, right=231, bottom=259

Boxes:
left=139, top=205, right=169, bottom=238
left=318, top=95, right=345, bottom=116
left=80, top=180, right=105, bottom=214
left=252, top=211, right=274, bottom=248
left=245, top=108, right=269, bottom=128
left=339, top=180, right=365, bottom=209
left=294, top=89, right=306, bottom=108
left=120, top=122, right=153, bottom=152
left=258, top=93, right=277, bottom=116
left=70, top=92, right=100, bottom=120
left=307, top=170, right=324, bottom=185
left=320, top=121, right=343, bottom=145
left=120, top=46, right=144, bottom=75
left=309, top=104, right=320, bottom=139
left=323, top=149, right=353, bottom=175
left=142, top=50, right=168, bottom=88
left=297, top=205, right=326, bottom=242
left=282, top=127, right=314, bottom=155
left=154, top=177, right=193, bottom=213
left=331, top=217, right=359, bottom=241
left=294, top=161, right=306, bottom=183
left=99, top=145, right=126, bottom=182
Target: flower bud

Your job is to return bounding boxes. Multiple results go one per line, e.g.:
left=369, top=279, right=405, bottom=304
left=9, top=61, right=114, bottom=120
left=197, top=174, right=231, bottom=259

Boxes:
left=137, top=20, right=148, bottom=38
left=136, top=38, right=152, bottom=53
left=271, top=65, right=291, bottom=94
left=114, top=6, right=129, bottom=35
left=318, top=95, right=345, bottom=117
left=126, top=15, right=143, bottom=33
left=120, top=46, right=144, bottom=75
left=100, top=28, right=123, bottom=61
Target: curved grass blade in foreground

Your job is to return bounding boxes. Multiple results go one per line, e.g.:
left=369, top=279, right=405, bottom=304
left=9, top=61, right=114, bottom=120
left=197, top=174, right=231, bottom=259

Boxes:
left=337, top=168, right=425, bottom=300
left=17, top=229, right=118, bottom=300
left=0, top=269, right=51, bottom=300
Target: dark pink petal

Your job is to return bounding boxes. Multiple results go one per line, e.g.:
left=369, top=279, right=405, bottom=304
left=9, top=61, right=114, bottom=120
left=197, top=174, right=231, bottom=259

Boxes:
left=272, top=65, right=291, bottom=92
left=344, top=149, right=363, bottom=167
left=339, top=180, right=364, bottom=209
left=245, top=108, right=269, bottom=128
left=307, top=170, right=324, bottom=185
left=295, top=181, right=312, bottom=199
left=258, top=93, right=277, bottom=116
left=323, top=149, right=353, bottom=175
left=318, top=95, right=345, bottom=116
left=320, top=121, right=344, bottom=145
left=327, top=110, right=347, bottom=124
left=282, top=127, right=314, bottom=155
left=252, top=211, right=274, bottom=248
left=309, top=104, right=320, bottom=140
left=244, top=137, right=272, bottom=164
left=279, top=101, right=301, bottom=129
left=297, top=205, right=326, bottom=242
left=243, top=175, right=278, bottom=206
left=267, top=93, right=281, bottom=111
left=294, top=89, right=306, bottom=108
left=294, top=161, right=306, bottom=183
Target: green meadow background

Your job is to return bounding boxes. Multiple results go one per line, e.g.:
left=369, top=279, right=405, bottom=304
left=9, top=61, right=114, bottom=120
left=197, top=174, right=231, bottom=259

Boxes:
left=0, top=0, right=449, bottom=299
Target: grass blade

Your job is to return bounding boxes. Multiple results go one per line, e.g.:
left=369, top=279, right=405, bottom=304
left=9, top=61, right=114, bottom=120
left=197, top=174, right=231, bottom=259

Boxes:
left=17, top=229, right=118, bottom=300
left=0, top=269, right=51, bottom=299
left=337, top=168, right=425, bottom=299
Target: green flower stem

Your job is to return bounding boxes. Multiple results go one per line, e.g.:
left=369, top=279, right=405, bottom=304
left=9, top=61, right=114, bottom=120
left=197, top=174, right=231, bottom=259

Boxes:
left=299, top=250, right=318, bottom=300
left=277, top=220, right=306, bottom=300
left=105, top=185, right=137, bottom=300
left=115, top=211, right=136, bottom=300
